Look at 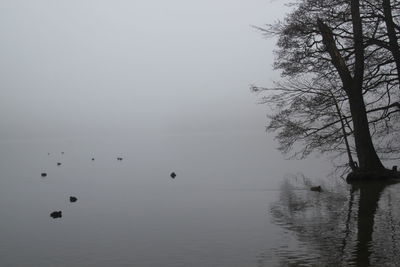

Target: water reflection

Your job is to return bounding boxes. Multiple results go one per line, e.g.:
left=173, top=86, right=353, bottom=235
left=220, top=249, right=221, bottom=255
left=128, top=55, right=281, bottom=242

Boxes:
left=269, top=175, right=400, bottom=266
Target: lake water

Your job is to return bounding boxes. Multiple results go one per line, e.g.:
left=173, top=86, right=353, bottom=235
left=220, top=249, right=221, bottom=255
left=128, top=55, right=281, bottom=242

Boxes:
left=0, top=132, right=399, bottom=266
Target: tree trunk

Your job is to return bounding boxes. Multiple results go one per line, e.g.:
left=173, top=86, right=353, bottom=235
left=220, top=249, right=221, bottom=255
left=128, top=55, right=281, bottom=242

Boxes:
left=317, top=0, right=385, bottom=172
left=349, top=0, right=385, bottom=171
left=348, top=89, right=385, bottom=171
left=382, top=0, right=400, bottom=84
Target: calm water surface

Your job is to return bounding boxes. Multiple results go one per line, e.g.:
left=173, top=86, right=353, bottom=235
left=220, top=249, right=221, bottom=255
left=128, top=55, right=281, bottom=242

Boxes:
left=0, top=132, right=399, bottom=266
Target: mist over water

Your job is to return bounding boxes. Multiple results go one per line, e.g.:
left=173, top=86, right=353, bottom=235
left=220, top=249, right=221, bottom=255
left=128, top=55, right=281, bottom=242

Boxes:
left=2, top=1, right=399, bottom=266
left=2, top=133, right=400, bottom=266
left=0, top=132, right=328, bottom=266
left=0, top=2, right=294, bottom=263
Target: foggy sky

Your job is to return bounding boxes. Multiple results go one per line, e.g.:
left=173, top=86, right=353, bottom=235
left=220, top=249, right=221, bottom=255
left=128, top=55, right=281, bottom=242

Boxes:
left=0, top=0, right=289, bottom=139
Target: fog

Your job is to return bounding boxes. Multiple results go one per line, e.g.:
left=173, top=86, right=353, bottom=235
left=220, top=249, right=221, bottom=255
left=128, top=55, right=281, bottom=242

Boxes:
left=0, top=3, right=341, bottom=266
left=0, top=0, right=289, bottom=139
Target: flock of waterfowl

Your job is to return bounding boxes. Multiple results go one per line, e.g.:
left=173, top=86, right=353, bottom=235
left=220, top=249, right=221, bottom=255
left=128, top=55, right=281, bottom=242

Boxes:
left=43, top=152, right=177, bottom=219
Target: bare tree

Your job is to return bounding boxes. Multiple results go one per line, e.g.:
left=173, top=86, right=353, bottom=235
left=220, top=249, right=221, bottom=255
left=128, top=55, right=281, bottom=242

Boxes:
left=254, top=0, right=400, bottom=177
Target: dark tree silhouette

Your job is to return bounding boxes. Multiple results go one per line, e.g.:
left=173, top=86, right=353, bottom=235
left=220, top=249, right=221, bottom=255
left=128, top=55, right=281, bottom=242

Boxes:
left=253, top=0, right=400, bottom=177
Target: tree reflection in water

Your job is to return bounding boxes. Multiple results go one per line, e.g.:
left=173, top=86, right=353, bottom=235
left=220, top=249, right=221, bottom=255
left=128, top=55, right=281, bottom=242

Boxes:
left=265, top=175, right=400, bottom=267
